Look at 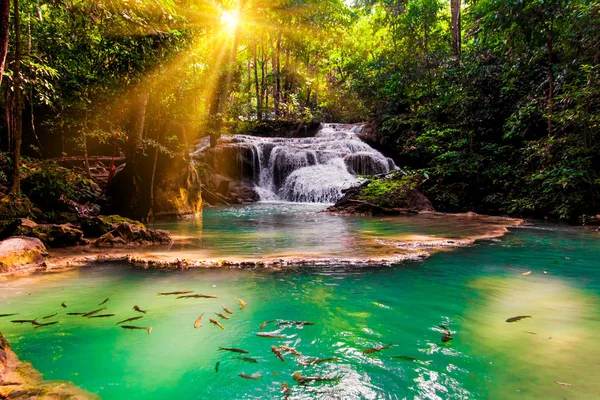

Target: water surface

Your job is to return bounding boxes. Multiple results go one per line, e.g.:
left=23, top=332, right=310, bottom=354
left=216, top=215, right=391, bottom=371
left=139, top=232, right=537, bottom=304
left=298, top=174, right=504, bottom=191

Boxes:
left=1, top=206, right=599, bottom=399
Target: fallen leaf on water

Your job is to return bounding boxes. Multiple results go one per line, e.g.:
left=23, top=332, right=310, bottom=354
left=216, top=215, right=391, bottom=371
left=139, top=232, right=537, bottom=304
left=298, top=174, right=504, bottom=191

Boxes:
left=555, top=381, right=571, bottom=387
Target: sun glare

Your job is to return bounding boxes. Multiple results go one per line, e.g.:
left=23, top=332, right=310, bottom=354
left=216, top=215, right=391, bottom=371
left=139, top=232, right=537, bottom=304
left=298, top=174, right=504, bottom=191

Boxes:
left=220, top=10, right=239, bottom=33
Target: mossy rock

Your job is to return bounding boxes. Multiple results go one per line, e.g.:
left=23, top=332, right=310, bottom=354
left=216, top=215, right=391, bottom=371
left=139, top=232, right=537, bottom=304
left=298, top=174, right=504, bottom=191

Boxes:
left=80, top=215, right=145, bottom=238
left=94, top=223, right=172, bottom=247
left=0, top=195, right=34, bottom=220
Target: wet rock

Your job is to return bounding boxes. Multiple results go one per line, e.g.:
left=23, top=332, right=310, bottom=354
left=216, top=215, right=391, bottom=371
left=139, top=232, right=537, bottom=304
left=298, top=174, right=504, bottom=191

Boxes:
left=94, top=223, right=172, bottom=247
left=0, top=236, right=48, bottom=272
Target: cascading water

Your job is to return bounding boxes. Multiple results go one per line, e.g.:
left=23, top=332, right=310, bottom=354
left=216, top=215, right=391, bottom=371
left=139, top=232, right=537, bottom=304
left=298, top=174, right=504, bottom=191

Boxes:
left=202, top=123, right=398, bottom=203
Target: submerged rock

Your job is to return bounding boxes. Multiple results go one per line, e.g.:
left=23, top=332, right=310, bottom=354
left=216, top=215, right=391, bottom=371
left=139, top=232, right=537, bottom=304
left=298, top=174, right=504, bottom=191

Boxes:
left=0, top=236, right=48, bottom=273
left=0, top=331, right=97, bottom=399
left=94, top=222, right=172, bottom=248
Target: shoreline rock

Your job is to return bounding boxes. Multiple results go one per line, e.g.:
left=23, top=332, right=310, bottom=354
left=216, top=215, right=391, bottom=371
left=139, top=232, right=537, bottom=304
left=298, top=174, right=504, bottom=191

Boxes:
left=0, top=332, right=97, bottom=399
left=0, top=237, right=48, bottom=274
left=94, top=222, right=173, bottom=247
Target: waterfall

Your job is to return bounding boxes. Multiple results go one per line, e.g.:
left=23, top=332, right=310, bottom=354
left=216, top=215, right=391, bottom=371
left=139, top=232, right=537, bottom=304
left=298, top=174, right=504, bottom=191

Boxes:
left=201, top=123, right=398, bottom=203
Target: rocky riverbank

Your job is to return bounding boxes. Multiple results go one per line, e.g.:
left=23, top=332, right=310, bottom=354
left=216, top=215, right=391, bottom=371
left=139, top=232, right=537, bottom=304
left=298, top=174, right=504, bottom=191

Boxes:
left=0, top=332, right=97, bottom=399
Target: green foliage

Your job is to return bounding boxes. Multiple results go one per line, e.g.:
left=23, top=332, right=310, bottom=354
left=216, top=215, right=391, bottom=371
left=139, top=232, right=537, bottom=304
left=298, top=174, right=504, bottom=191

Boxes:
left=21, top=162, right=101, bottom=212
left=359, top=173, right=423, bottom=208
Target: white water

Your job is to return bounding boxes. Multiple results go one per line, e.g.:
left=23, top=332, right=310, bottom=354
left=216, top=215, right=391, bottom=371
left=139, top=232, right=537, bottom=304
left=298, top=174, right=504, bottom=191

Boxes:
left=202, top=123, right=398, bottom=203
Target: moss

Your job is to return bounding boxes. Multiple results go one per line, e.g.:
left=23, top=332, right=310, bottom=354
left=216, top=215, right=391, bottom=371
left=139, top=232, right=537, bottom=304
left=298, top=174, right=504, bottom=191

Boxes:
left=0, top=195, right=35, bottom=220
left=358, top=174, right=424, bottom=208
left=80, top=215, right=145, bottom=238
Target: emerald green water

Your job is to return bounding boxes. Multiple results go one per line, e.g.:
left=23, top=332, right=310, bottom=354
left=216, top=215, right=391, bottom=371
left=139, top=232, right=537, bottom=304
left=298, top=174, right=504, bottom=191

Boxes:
left=1, top=204, right=599, bottom=399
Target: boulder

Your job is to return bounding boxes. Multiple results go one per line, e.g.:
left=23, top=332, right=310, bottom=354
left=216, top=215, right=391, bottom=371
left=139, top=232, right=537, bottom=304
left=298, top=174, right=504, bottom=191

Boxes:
left=0, top=236, right=48, bottom=272
left=327, top=182, right=434, bottom=215
left=10, top=219, right=84, bottom=248
left=79, top=215, right=145, bottom=238
left=94, top=222, right=172, bottom=247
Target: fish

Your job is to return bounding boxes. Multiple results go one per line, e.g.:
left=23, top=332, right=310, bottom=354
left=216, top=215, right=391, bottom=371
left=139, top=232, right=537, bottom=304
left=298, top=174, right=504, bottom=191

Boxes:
left=176, top=294, right=217, bottom=299
left=271, top=345, right=285, bottom=362
left=61, top=302, right=67, bottom=308
left=214, top=312, right=230, bottom=320
left=277, top=320, right=315, bottom=327
left=506, top=315, right=532, bottom=323
left=233, top=357, right=259, bottom=363
left=42, top=313, right=57, bottom=320
left=66, top=312, right=86, bottom=316
left=555, top=381, right=571, bottom=387
left=390, top=355, right=417, bottom=362
left=10, top=319, right=37, bottom=324
left=209, top=318, right=224, bottom=330
left=278, top=345, right=302, bottom=356
left=215, top=361, right=220, bottom=373
left=158, top=291, right=194, bottom=296
left=0, top=313, right=17, bottom=318
left=83, top=307, right=107, bottom=317
left=116, top=316, right=143, bottom=325
left=222, top=305, right=233, bottom=314
left=121, top=325, right=146, bottom=330
left=259, top=320, right=275, bottom=329
left=303, top=357, right=338, bottom=365
left=219, top=347, right=249, bottom=354
left=99, top=298, right=109, bottom=305
left=235, top=298, right=247, bottom=309
left=34, top=321, right=58, bottom=328
left=522, top=271, right=532, bottom=276
left=194, top=313, right=205, bottom=329
left=523, top=331, right=537, bottom=335
left=442, top=332, right=453, bottom=342
left=89, top=314, right=116, bottom=318
left=361, top=344, right=393, bottom=354
left=257, top=332, right=284, bottom=339
left=238, top=373, right=262, bottom=380
left=133, top=305, right=147, bottom=314
left=281, top=383, right=291, bottom=399
left=293, top=371, right=340, bottom=385
left=121, top=325, right=152, bottom=334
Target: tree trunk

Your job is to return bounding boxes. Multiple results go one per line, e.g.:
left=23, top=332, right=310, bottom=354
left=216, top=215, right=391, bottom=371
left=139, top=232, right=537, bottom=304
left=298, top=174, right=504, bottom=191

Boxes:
left=451, top=0, right=461, bottom=58
left=124, top=88, right=150, bottom=214
left=546, top=19, right=554, bottom=137
left=273, top=33, right=281, bottom=117
left=0, top=0, right=9, bottom=86
left=10, top=0, right=22, bottom=195
left=423, top=20, right=433, bottom=103
left=253, top=43, right=262, bottom=120
left=82, top=111, right=92, bottom=179
left=146, top=131, right=161, bottom=223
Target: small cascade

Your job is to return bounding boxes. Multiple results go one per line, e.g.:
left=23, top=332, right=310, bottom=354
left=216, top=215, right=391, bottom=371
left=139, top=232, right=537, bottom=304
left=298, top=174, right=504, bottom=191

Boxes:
left=202, top=123, right=398, bottom=203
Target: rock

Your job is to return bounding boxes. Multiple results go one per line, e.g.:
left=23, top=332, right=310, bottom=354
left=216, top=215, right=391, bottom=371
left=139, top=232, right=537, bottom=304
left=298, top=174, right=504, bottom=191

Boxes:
left=0, top=332, right=98, bottom=399
left=79, top=215, right=145, bottom=238
left=11, top=219, right=85, bottom=248
left=0, top=236, right=48, bottom=272
left=94, top=223, right=172, bottom=247
left=327, top=181, right=434, bottom=215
